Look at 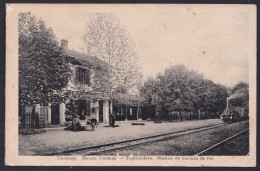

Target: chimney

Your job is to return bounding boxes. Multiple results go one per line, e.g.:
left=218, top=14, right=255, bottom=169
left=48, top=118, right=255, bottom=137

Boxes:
left=226, top=98, right=229, bottom=109
left=61, top=39, right=68, bottom=50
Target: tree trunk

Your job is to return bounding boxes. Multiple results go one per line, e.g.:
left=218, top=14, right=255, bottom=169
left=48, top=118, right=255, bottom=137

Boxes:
left=125, top=105, right=127, bottom=121
left=179, top=110, right=182, bottom=121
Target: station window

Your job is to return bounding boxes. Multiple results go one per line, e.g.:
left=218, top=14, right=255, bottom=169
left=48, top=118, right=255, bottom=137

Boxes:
left=76, top=67, right=90, bottom=85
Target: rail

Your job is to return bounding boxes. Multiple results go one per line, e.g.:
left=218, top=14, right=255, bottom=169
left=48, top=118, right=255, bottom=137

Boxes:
left=194, top=128, right=249, bottom=156
left=45, top=122, right=228, bottom=155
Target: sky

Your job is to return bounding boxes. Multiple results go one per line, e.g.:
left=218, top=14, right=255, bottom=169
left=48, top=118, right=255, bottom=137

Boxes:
left=12, top=4, right=253, bottom=88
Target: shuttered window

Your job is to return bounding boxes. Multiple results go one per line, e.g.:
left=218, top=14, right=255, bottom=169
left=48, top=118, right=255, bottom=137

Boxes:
left=76, top=67, right=90, bottom=85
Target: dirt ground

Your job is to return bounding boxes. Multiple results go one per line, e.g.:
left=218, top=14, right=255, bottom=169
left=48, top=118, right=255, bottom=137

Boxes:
left=19, top=119, right=223, bottom=155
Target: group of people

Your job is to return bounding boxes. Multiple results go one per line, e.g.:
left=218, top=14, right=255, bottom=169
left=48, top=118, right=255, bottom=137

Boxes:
left=71, top=109, right=96, bottom=131
left=71, top=109, right=117, bottom=131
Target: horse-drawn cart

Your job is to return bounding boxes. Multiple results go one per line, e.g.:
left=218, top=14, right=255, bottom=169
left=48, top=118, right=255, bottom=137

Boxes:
left=65, top=117, right=98, bottom=131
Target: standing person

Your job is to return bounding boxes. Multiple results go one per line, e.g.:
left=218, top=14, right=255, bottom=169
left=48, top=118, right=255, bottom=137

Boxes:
left=80, top=109, right=86, bottom=120
left=111, top=112, right=116, bottom=128
left=91, top=107, right=96, bottom=118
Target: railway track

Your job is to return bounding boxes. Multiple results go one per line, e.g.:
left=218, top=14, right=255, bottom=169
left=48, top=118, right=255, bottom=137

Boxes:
left=194, top=127, right=249, bottom=156
left=45, top=122, right=229, bottom=156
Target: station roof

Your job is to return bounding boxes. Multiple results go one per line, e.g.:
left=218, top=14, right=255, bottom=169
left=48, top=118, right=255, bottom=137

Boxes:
left=112, top=93, right=143, bottom=106
left=64, top=49, right=109, bottom=69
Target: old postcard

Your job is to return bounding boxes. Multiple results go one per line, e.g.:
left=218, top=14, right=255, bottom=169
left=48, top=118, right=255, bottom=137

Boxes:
left=5, top=4, right=256, bottom=166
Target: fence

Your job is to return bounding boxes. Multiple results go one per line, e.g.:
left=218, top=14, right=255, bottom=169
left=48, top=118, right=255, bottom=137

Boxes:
left=20, top=112, right=40, bottom=129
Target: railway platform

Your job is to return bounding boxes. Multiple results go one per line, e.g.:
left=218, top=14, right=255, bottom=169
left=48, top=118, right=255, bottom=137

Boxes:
left=19, top=119, right=223, bottom=155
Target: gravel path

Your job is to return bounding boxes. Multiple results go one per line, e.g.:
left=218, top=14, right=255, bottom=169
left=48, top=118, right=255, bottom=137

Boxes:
left=19, top=119, right=223, bottom=155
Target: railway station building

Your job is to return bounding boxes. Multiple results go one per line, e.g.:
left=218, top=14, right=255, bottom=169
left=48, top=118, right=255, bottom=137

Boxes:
left=20, top=39, right=113, bottom=128
left=19, top=39, right=157, bottom=128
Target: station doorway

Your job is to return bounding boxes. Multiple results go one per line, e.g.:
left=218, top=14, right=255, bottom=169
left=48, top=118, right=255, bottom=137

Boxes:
left=99, top=101, right=103, bottom=122
left=51, top=104, right=60, bottom=125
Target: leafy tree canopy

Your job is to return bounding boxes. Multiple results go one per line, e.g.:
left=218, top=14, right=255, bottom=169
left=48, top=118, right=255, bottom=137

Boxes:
left=141, top=65, right=228, bottom=118
left=19, top=12, right=71, bottom=106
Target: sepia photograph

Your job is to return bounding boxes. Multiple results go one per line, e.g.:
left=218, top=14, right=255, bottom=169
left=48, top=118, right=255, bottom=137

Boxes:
left=5, top=4, right=256, bottom=166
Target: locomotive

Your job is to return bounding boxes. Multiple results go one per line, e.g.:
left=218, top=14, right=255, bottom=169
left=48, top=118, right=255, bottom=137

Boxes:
left=220, top=98, right=249, bottom=123
left=220, top=108, right=240, bottom=123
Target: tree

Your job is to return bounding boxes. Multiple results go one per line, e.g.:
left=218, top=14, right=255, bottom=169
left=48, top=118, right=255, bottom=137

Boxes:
left=141, top=65, right=198, bottom=120
left=141, top=64, right=229, bottom=121
left=140, top=77, right=158, bottom=104
left=83, top=13, right=142, bottom=94
left=19, top=12, right=71, bottom=107
left=159, top=65, right=198, bottom=120
left=201, top=81, right=228, bottom=117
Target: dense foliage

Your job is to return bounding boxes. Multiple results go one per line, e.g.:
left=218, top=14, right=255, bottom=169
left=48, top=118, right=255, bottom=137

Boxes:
left=19, top=12, right=71, bottom=107
left=140, top=65, right=229, bottom=120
